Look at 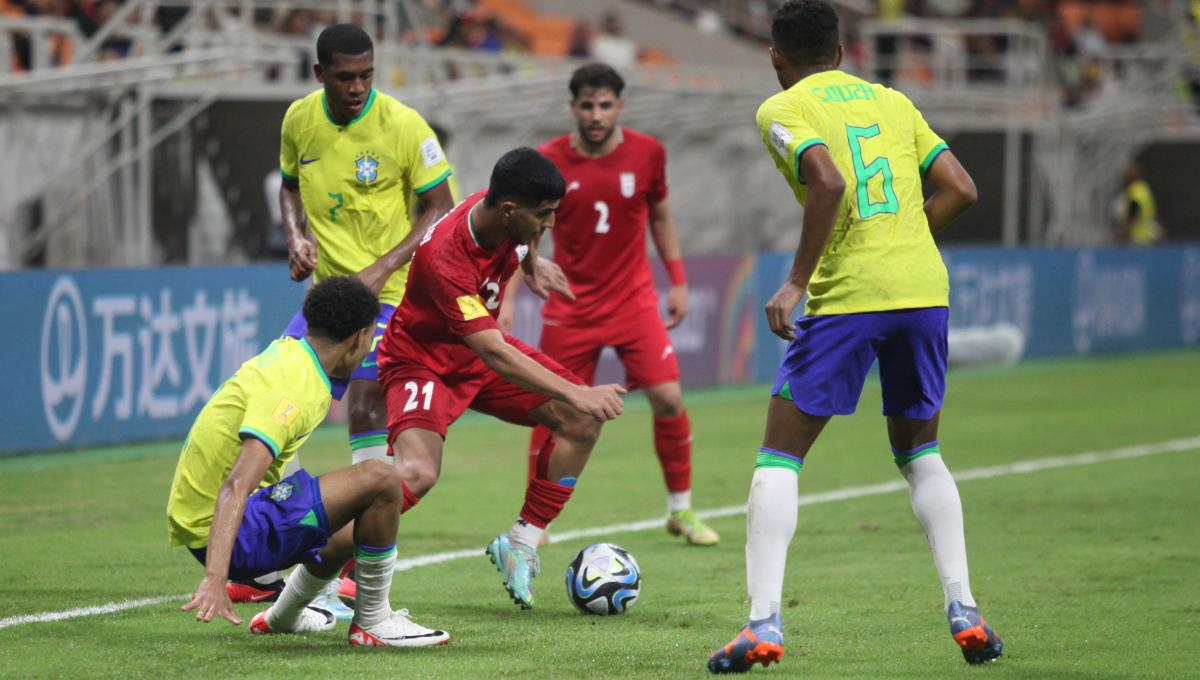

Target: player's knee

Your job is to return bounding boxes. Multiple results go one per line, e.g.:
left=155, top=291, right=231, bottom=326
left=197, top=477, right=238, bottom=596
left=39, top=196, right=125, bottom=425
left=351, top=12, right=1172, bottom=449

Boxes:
left=648, top=391, right=685, bottom=418
left=347, top=390, right=386, bottom=430
left=558, top=411, right=602, bottom=449
left=393, top=455, right=439, bottom=497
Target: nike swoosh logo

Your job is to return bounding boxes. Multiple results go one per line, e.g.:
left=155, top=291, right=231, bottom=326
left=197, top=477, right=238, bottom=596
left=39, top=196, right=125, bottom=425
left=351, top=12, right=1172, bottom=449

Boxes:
left=379, top=631, right=446, bottom=641
left=300, top=157, right=320, bottom=165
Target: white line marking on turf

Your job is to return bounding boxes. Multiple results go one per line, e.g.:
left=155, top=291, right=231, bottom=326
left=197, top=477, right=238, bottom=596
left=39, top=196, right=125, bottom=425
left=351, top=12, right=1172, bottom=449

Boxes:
left=0, top=595, right=187, bottom=630
left=4, top=435, right=1198, bottom=630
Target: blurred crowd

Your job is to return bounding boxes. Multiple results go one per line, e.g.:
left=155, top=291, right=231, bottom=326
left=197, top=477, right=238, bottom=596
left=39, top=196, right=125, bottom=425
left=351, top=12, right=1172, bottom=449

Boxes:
left=6, top=0, right=1196, bottom=113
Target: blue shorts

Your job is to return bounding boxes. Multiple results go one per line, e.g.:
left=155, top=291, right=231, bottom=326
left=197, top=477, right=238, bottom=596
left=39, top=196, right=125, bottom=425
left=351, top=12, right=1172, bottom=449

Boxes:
left=284, top=302, right=395, bottom=400
left=188, top=469, right=332, bottom=581
left=772, top=307, right=948, bottom=420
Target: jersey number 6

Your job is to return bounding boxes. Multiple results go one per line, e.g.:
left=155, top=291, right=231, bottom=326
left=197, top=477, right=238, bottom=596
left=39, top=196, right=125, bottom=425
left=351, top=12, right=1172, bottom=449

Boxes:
left=845, top=124, right=898, bottom=220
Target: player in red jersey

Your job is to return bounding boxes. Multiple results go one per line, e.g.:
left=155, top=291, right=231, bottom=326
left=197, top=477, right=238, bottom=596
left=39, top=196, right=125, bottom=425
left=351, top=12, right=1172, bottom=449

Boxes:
left=377, top=148, right=627, bottom=609
left=501, top=63, right=718, bottom=546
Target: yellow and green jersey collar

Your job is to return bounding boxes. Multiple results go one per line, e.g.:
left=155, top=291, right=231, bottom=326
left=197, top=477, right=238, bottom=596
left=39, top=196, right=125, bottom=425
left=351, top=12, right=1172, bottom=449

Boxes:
left=322, top=88, right=377, bottom=128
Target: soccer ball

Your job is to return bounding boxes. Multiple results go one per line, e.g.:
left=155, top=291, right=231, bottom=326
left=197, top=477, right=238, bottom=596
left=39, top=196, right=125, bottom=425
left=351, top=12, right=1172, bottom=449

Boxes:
left=565, top=542, right=641, bottom=615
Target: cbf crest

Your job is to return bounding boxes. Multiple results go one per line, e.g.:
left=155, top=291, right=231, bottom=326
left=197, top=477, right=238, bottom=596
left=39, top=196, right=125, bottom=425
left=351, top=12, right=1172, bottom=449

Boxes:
left=355, top=152, right=380, bottom=185
left=620, top=172, right=636, bottom=198
left=269, top=482, right=294, bottom=502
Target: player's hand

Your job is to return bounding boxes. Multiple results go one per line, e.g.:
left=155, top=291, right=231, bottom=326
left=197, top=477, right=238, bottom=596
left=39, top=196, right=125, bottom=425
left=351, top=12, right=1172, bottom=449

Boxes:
left=569, top=384, right=627, bottom=421
left=288, top=237, right=318, bottom=282
left=765, top=280, right=806, bottom=340
left=182, top=576, right=242, bottom=625
left=526, top=259, right=575, bottom=301
left=665, top=284, right=689, bottom=329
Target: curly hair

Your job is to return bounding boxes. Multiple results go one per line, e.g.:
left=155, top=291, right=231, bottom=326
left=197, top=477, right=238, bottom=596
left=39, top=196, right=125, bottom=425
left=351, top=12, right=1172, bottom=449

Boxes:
left=316, top=23, right=373, bottom=67
left=302, top=276, right=379, bottom=342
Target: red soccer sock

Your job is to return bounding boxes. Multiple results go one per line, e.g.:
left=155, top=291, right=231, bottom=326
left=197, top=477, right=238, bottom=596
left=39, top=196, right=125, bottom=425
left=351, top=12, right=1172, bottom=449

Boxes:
left=654, top=411, right=693, bottom=493
left=519, top=478, right=574, bottom=529
left=528, top=425, right=554, bottom=481
left=401, top=481, right=421, bottom=514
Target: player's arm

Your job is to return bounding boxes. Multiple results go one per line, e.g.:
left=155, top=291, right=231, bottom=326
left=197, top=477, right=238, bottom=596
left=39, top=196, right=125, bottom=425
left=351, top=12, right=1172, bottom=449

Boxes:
left=498, top=269, right=523, bottom=335
left=463, top=329, right=625, bottom=420
left=356, top=180, right=455, bottom=296
left=280, top=176, right=317, bottom=282
left=180, top=438, right=273, bottom=625
left=766, top=144, right=846, bottom=340
left=648, top=198, right=688, bottom=328
left=922, top=151, right=977, bottom=235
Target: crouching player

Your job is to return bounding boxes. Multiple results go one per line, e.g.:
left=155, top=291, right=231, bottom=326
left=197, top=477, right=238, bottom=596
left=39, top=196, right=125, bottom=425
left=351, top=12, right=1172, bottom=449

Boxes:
left=168, top=276, right=449, bottom=647
left=377, top=148, right=626, bottom=609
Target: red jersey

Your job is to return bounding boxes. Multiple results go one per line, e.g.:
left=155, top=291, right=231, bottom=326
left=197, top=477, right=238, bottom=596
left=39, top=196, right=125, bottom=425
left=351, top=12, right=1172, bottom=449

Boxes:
left=378, top=191, right=527, bottom=376
left=538, top=129, right=668, bottom=326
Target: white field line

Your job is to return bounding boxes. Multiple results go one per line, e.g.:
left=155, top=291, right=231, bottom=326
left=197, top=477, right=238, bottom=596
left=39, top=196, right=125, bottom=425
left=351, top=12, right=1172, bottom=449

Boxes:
left=3, top=435, right=1198, bottom=631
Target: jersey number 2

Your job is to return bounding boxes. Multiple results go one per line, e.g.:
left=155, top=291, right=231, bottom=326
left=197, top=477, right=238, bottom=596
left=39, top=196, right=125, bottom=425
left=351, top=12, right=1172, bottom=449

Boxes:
left=845, top=124, right=898, bottom=219
left=593, top=201, right=610, bottom=234
left=403, top=381, right=434, bottom=412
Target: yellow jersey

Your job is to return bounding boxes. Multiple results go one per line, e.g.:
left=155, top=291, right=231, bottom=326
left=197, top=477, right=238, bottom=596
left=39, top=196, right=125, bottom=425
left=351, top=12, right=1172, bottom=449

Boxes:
left=756, top=70, right=950, bottom=315
left=1121, top=179, right=1161, bottom=245
left=166, top=337, right=332, bottom=549
left=280, top=88, right=454, bottom=305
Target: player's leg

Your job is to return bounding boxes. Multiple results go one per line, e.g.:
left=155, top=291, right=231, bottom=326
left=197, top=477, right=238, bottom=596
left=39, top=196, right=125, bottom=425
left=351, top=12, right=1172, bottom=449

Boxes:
left=879, top=307, right=1000, bottom=664
left=345, top=306, right=394, bottom=464
left=709, top=313, right=878, bottom=673
left=528, top=322, right=601, bottom=480
left=473, top=337, right=599, bottom=608
left=618, top=310, right=718, bottom=545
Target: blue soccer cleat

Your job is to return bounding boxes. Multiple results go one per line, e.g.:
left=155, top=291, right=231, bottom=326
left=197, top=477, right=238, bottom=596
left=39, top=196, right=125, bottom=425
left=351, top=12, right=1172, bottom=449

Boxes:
left=947, top=600, right=1003, bottom=664
left=707, top=613, right=784, bottom=674
left=485, top=533, right=540, bottom=609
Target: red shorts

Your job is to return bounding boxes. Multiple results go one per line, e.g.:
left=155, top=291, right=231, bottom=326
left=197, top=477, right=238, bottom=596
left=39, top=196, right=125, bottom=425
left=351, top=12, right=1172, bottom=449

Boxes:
left=540, top=305, right=680, bottom=390
left=381, top=335, right=582, bottom=441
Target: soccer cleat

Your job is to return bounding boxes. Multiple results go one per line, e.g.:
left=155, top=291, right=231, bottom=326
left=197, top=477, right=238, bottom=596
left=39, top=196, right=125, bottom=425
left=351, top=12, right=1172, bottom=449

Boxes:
left=348, top=609, right=450, bottom=648
left=947, top=600, right=1003, bottom=664
left=337, top=575, right=357, bottom=605
left=227, top=578, right=285, bottom=603
left=485, top=533, right=540, bottom=609
left=311, top=577, right=355, bottom=622
left=707, top=613, right=785, bottom=674
left=249, top=605, right=336, bottom=634
left=667, top=509, right=720, bottom=546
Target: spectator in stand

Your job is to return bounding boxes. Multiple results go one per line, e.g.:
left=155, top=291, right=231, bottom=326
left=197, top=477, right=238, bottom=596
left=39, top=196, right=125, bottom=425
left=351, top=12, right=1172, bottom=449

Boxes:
left=1114, top=162, right=1164, bottom=246
left=591, top=11, right=636, bottom=69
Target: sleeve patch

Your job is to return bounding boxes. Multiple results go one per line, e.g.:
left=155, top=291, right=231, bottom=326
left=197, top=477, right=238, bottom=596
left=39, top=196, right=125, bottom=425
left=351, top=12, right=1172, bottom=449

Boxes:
left=515, top=244, right=530, bottom=262
left=456, top=294, right=489, bottom=321
left=769, top=121, right=794, bottom=159
left=420, top=136, right=445, bottom=168
left=271, top=398, right=299, bottom=426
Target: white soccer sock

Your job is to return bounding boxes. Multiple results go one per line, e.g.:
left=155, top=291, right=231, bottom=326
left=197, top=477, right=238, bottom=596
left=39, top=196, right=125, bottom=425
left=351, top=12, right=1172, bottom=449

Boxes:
left=352, top=544, right=397, bottom=629
left=265, top=563, right=334, bottom=629
left=509, top=519, right=544, bottom=552
left=667, top=490, right=692, bottom=514
left=746, top=466, right=799, bottom=621
left=351, top=445, right=390, bottom=465
left=900, top=453, right=976, bottom=610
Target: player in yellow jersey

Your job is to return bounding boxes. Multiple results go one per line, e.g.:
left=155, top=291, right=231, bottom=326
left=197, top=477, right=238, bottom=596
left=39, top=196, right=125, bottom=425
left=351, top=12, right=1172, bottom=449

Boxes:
left=707, top=1, right=1001, bottom=673
left=171, top=276, right=450, bottom=648
left=228, top=24, right=457, bottom=609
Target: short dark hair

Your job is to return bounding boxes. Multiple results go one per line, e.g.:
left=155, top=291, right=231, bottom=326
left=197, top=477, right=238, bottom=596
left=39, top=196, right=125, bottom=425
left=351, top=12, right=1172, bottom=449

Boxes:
left=302, top=276, right=379, bottom=342
left=771, top=0, right=840, bottom=68
left=316, top=23, right=373, bottom=67
left=485, top=148, right=565, bottom=207
left=569, top=62, right=625, bottom=98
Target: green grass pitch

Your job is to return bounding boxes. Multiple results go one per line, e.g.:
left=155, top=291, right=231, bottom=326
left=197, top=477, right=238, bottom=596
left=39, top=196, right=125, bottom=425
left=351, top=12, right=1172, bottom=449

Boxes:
left=1, top=350, right=1197, bottom=678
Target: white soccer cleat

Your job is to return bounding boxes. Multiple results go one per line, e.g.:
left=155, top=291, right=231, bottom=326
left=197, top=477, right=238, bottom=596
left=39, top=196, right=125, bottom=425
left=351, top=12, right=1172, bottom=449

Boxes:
left=348, top=609, right=450, bottom=648
left=249, top=605, right=337, bottom=634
